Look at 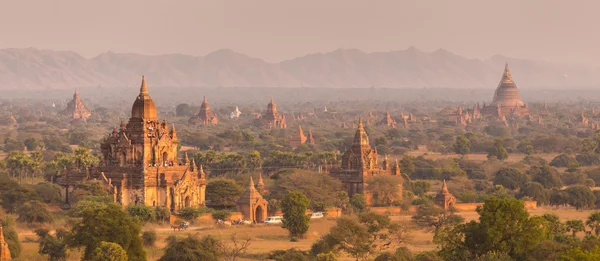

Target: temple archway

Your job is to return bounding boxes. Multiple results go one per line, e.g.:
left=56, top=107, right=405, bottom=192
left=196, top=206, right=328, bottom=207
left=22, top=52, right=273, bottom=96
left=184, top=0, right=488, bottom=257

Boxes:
left=162, top=152, right=168, bottom=166
left=184, top=196, right=191, bottom=208
left=255, top=205, right=265, bottom=223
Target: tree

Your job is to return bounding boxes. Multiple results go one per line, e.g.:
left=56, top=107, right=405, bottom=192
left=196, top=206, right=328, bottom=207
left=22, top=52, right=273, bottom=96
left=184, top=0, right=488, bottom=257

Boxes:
left=89, top=241, right=128, bottom=261
left=518, top=182, right=549, bottom=205
left=550, top=190, right=570, bottom=208
left=493, top=168, right=529, bottom=190
left=17, top=200, right=53, bottom=224
left=323, top=213, right=409, bottom=260
left=219, top=233, right=252, bottom=261
left=67, top=201, right=146, bottom=261
left=141, top=230, right=157, bottom=247
left=126, top=205, right=156, bottom=224
left=550, top=154, right=580, bottom=168
left=586, top=212, right=600, bottom=236
left=412, top=203, right=464, bottom=232
left=487, top=138, right=509, bottom=160
left=37, top=229, right=68, bottom=261
left=367, top=175, right=403, bottom=206
left=1, top=220, right=21, bottom=259
left=438, top=197, right=549, bottom=260
left=177, top=207, right=207, bottom=221
left=541, top=213, right=566, bottom=238
left=565, top=186, right=595, bottom=210
left=73, top=147, right=99, bottom=171
left=350, top=194, right=367, bottom=213
left=565, top=219, right=585, bottom=237
left=453, top=135, right=471, bottom=155
left=205, top=179, right=244, bottom=207
left=412, top=181, right=432, bottom=196
left=158, top=235, right=221, bottom=261
left=529, top=165, right=563, bottom=189
left=281, top=191, right=311, bottom=239
left=560, top=246, right=600, bottom=261
left=270, top=170, right=343, bottom=210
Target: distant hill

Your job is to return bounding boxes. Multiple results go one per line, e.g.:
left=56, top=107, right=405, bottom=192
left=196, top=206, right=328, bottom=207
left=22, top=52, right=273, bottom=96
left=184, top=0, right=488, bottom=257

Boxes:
left=0, top=47, right=596, bottom=90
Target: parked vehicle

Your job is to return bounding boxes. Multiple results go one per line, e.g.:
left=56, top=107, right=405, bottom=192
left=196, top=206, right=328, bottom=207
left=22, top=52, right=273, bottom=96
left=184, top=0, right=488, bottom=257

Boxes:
left=264, top=216, right=283, bottom=224
left=309, top=212, right=324, bottom=219
left=180, top=221, right=190, bottom=229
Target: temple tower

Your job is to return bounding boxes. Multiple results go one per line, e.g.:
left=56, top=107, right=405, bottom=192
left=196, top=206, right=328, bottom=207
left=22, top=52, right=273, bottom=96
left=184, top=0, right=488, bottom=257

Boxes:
left=236, top=177, right=268, bottom=223
left=0, top=226, right=10, bottom=260
left=435, top=180, right=456, bottom=210
left=189, top=96, right=218, bottom=125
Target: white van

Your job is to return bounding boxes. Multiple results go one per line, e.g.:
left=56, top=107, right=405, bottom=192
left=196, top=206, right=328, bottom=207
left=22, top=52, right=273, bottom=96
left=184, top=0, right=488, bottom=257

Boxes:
left=264, top=216, right=283, bottom=224
left=309, top=212, right=324, bottom=219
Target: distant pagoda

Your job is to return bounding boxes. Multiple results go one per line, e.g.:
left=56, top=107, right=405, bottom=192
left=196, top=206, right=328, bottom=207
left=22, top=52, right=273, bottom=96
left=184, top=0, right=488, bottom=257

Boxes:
left=189, top=96, right=218, bottom=125
left=61, top=90, right=91, bottom=121
left=481, top=63, right=529, bottom=118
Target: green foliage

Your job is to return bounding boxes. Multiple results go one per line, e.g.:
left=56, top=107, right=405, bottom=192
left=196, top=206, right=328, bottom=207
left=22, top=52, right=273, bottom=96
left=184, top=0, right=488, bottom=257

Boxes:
left=541, top=213, right=566, bottom=238
left=316, top=252, right=337, bottom=261
left=412, top=203, right=464, bottom=232
left=438, top=197, right=549, bottom=260
left=518, top=182, right=549, bottom=205
left=270, top=169, right=343, bottom=210
left=565, top=219, right=586, bottom=237
left=211, top=209, right=232, bottom=220
left=1, top=221, right=21, bottom=258
left=17, top=200, right=53, bottom=224
left=453, top=135, right=471, bottom=155
left=126, top=205, right=156, bottom=223
left=177, top=207, right=209, bottom=221
left=205, top=179, right=244, bottom=207
left=69, top=180, right=110, bottom=204
left=89, top=241, right=128, bottom=261
left=67, top=201, right=146, bottom=261
left=412, top=181, right=432, bottom=196
left=550, top=154, right=580, bottom=168
left=488, top=138, right=509, bottom=160
left=38, top=233, right=68, bottom=261
left=565, top=186, right=595, bottom=210
left=493, top=168, right=529, bottom=190
left=529, top=165, right=563, bottom=189
left=367, top=175, right=403, bottom=206
left=586, top=212, right=600, bottom=236
left=281, top=191, right=311, bottom=238
left=32, top=182, right=63, bottom=203
left=350, top=194, right=367, bottom=213
left=560, top=246, right=600, bottom=261
left=141, top=230, right=157, bottom=247
left=154, top=207, right=170, bottom=223
left=158, top=235, right=221, bottom=261
left=268, top=248, right=311, bottom=261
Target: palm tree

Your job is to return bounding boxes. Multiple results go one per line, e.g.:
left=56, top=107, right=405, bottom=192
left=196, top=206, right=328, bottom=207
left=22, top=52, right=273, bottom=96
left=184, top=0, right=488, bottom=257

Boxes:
left=566, top=219, right=586, bottom=237
left=586, top=212, right=600, bottom=236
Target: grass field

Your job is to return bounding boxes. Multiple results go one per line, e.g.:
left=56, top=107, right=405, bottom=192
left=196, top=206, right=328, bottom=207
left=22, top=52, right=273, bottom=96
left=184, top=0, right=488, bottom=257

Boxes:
left=15, top=206, right=597, bottom=261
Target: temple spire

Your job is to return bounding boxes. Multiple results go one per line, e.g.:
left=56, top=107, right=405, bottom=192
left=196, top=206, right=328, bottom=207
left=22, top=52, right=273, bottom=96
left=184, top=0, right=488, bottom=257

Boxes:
left=171, top=124, right=178, bottom=140
left=257, top=173, right=265, bottom=191
left=441, top=180, right=449, bottom=193
left=354, top=116, right=369, bottom=146
left=140, top=75, right=149, bottom=95
left=249, top=176, right=256, bottom=191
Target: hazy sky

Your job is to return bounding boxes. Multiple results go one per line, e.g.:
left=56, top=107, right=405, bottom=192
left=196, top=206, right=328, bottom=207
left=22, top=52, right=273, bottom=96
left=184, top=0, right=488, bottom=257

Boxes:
left=1, top=0, right=598, bottom=64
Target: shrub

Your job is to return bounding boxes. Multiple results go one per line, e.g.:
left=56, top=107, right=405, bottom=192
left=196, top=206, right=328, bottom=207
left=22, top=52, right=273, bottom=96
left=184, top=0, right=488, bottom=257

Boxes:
left=126, top=205, right=156, bottom=223
left=211, top=210, right=232, bottom=221
left=142, top=230, right=157, bottom=247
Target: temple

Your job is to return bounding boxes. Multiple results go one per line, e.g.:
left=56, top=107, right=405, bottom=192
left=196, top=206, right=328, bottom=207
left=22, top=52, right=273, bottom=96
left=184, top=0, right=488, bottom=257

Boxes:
left=189, top=96, right=218, bottom=125
left=61, top=90, right=91, bottom=121
left=435, top=180, right=456, bottom=210
left=0, top=226, right=10, bottom=260
left=481, top=63, right=529, bottom=118
left=96, top=76, right=207, bottom=211
left=378, top=110, right=397, bottom=128
left=288, top=125, right=314, bottom=148
left=236, top=176, right=268, bottom=223
left=257, top=98, right=286, bottom=129
left=330, top=117, right=402, bottom=205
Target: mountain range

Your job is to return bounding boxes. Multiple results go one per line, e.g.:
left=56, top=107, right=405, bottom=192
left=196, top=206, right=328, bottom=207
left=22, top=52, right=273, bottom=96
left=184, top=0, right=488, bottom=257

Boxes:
left=0, top=47, right=597, bottom=90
